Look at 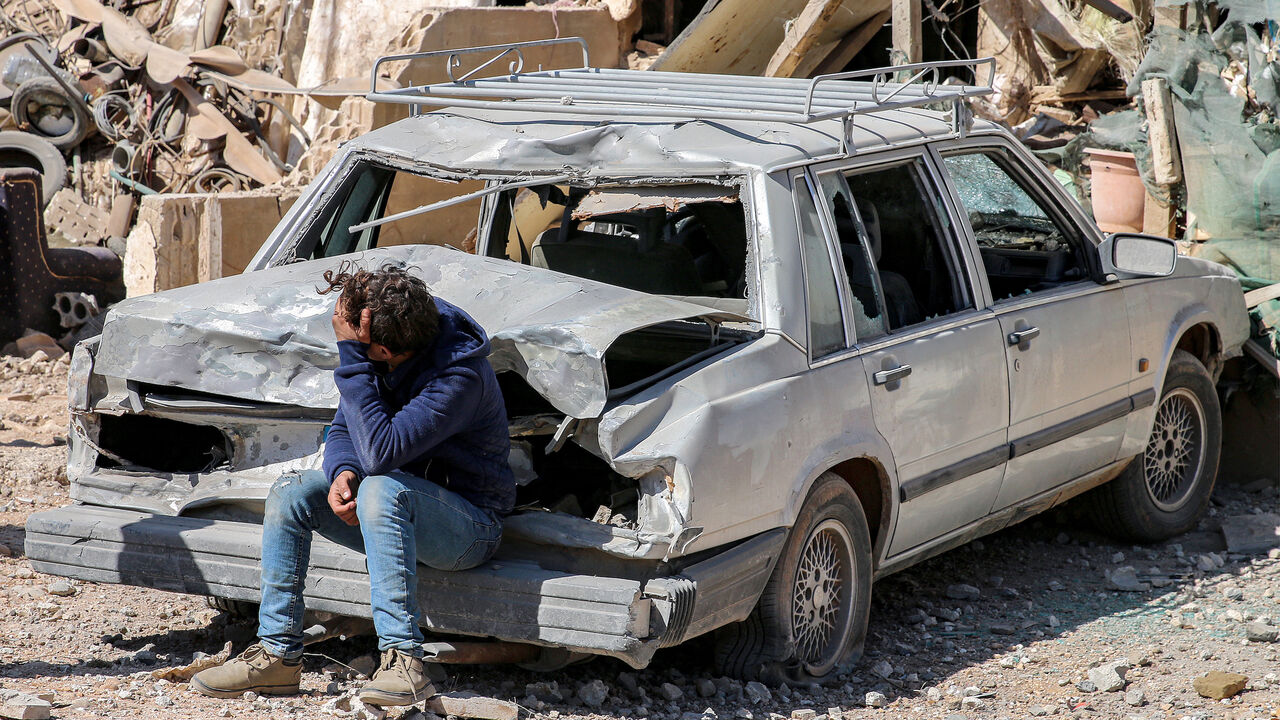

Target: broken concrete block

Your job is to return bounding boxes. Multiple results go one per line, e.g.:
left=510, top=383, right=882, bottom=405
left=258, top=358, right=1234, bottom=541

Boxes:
left=425, top=692, right=518, bottom=720
left=1108, top=566, right=1149, bottom=592
left=1246, top=622, right=1279, bottom=643
left=1193, top=671, right=1248, bottom=700
left=124, top=189, right=300, bottom=297
left=43, top=188, right=111, bottom=247
left=1088, top=660, right=1130, bottom=692
left=0, top=691, right=52, bottom=720
left=1221, top=514, right=1280, bottom=554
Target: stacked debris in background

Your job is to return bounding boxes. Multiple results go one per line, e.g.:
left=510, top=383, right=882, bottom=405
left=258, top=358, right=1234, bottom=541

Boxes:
left=0, top=0, right=639, bottom=347
left=1111, top=0, right=1280, bottom=368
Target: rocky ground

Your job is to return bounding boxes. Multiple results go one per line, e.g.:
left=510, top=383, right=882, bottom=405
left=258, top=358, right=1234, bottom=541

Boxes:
left=1, top=353, right=1278, bottom=720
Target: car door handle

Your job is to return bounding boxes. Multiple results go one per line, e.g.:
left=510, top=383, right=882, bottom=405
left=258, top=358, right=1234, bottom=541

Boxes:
left=873, top=364, right=912, bottom=385
left=1007, top=326, right=1040, bottom=346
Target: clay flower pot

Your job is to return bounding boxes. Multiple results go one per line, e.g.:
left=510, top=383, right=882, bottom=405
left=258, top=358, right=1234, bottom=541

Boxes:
left=1086, top=148, right=1145, bottom=234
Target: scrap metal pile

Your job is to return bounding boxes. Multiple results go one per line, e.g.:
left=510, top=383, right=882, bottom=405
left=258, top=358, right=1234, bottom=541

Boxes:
left=0, top=0, right=375, bottom=224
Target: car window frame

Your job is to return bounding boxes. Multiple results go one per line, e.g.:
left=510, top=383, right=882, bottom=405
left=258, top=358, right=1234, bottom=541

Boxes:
left=928, top=136, right=1109, bottom=309
left=792, top=169, right=854, bottom=364
left=805, top=147, right=988, bottom=354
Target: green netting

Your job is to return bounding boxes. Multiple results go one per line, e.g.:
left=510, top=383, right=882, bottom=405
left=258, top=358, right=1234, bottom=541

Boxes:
left=1157, top=0, right=1280, bottom=25
left=1116, top=7, right=1280, bottom=358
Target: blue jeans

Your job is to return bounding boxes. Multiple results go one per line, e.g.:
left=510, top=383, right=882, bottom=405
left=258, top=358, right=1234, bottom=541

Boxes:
left=257, top=469, right=502, bottom=659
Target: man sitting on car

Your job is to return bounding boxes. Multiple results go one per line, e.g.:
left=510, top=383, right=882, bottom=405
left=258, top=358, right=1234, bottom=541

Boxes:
left=192, top=263, right=516, bottom=707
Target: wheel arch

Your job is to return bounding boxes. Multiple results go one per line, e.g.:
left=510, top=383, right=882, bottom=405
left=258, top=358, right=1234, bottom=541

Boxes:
left=1161, top=306, right=1224, bottom=382
left=825, top=457, right=893, bottom=567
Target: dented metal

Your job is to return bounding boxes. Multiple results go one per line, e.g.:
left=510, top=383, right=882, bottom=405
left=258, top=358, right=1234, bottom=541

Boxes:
left=94, top=245, right=748, bottom=418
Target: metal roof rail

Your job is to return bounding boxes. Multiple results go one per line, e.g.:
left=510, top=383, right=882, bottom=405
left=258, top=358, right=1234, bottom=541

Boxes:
left=367, top=38, right=995, bottom=152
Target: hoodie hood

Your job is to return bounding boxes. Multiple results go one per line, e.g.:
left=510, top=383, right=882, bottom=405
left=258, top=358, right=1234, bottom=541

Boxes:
left=386, top=298, right=489, bottom=387
left=93, top=245, right=749, bottom=418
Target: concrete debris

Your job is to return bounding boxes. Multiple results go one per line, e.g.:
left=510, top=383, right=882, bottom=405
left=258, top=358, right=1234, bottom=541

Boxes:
left=1221, top=514, right=1280, bottom=553
left=1192, top=671, right=1248, bottom=700
left=789, top=709, right=815, bottom=720
left=0, top=691, right=51, bottom=720
left=1088, top=660, right=1130, bottom=692
left=744, top=682, right=771, bottom=705
left=1124, top=688, right=1146, bottom=706
left=12, top=333, right=63, bottom=361
left=616, top=672, right=639, bottom=696
left=1245, top=622, right=1279, bottom=643
left=426, top=692, right=519, bottom=720
left=1108, top=566, right=1149, bottom=592
left=863, top=691, right=888, bottom=709
left=576, top=679, right=608, bottom=708
left=945, top=583, right=981, bottom=600
left=659, top=682, right=685, bottom=701
left=153, top=641, right=232, bottom=682
left=44, top=580, right=74, bottom=596
left=1028, top=704, right=1050, bottom=716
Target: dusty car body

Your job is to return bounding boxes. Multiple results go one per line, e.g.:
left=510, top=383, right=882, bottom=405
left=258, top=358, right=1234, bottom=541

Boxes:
left=27, top=43, right=1249, bottom=677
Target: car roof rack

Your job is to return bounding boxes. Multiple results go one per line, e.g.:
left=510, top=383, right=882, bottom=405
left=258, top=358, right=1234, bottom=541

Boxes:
left=367, top=37, right=995, bottom=154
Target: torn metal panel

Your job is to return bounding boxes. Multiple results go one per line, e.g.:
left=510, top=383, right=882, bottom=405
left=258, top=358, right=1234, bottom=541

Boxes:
left=571, top=184, right=737, bottom=220
left=93, top=244, right=748, bottom=418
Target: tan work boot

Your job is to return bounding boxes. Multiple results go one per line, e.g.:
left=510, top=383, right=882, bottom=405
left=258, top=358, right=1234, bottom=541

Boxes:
left=357, top=649, right=435, bottom=707
left=190, top=643, right=302, bottom=698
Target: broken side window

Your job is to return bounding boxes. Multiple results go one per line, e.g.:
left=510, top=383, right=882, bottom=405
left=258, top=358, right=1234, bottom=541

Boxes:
left=292, top=160, right=485, bottom=261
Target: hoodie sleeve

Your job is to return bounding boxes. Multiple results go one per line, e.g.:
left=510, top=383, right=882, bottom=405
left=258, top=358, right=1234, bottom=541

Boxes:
left=322, top=403, right=365, bottom=484
left=333, top=340, right=484, bottom=477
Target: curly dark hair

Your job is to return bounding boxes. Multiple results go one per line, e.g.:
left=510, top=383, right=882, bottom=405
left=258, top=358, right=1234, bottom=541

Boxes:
left=318, top=261, right=440, bottom=353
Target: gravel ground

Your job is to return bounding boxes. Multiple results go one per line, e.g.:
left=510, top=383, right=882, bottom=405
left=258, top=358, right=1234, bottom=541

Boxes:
left=1, top=353, right=1278, bottom=720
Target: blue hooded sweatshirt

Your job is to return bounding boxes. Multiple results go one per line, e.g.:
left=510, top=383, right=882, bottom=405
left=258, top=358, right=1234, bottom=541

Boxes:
left=321, top=299, right=516, bottom=515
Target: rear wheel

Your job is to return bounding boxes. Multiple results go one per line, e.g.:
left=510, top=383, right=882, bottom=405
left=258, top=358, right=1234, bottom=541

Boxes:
left=1088, top=349, right=1221, bottom=542
left=714, top=472, right=872, bottom=682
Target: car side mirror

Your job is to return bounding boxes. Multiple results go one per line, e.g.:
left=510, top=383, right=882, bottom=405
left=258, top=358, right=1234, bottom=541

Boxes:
left=1098, top=233, right=1177, bottom=280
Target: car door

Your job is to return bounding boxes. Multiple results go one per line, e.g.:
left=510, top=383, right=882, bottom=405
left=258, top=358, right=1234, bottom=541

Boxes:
left=807, top=155, right=1010, bottom=556
left=935, top=142, right=1135, bottom=511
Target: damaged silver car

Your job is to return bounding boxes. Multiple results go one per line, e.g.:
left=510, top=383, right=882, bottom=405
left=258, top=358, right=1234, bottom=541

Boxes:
left=26, top=40, right=1250, bottom=680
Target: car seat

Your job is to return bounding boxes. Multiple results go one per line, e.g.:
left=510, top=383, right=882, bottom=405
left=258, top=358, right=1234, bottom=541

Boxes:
left=854, top=198, right=922, bottom=329
left=0, top=168, right=123, bottom=344
left=530, top=226, right=703, bottom=296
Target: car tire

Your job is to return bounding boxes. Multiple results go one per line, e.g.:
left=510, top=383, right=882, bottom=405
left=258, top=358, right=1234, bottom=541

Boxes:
left=0, top=130, right=66, bottom=204
left=714, top=472, right=872, bottom=682
left=1088, top=349, right=1221, bottom=542
left=11, top=76, right=92, bottom=150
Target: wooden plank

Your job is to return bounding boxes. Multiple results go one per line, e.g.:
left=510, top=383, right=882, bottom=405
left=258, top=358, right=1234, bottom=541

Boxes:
left=1143, top=188, right=1177, bottom=238
left=1142, top=77, right=1182, bottom=185
left=811, top=9, right=891, bottom=76
left=1153, top=3, right=1186, bottom=29
left=765, top=0, right=847, bottom=77
left=654, top=0, right=890, bottom=76
left=891, top=0, right=921, bottom=65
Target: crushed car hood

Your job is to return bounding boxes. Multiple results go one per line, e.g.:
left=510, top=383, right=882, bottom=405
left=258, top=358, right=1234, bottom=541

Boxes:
left=94, top=245, right=748, bottom=418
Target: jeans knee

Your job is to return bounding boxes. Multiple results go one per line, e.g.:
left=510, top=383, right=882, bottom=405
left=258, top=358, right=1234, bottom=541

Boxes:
left=265, top=472, right=313, bottom=526
left=354, top=475, right=405, bottom=525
